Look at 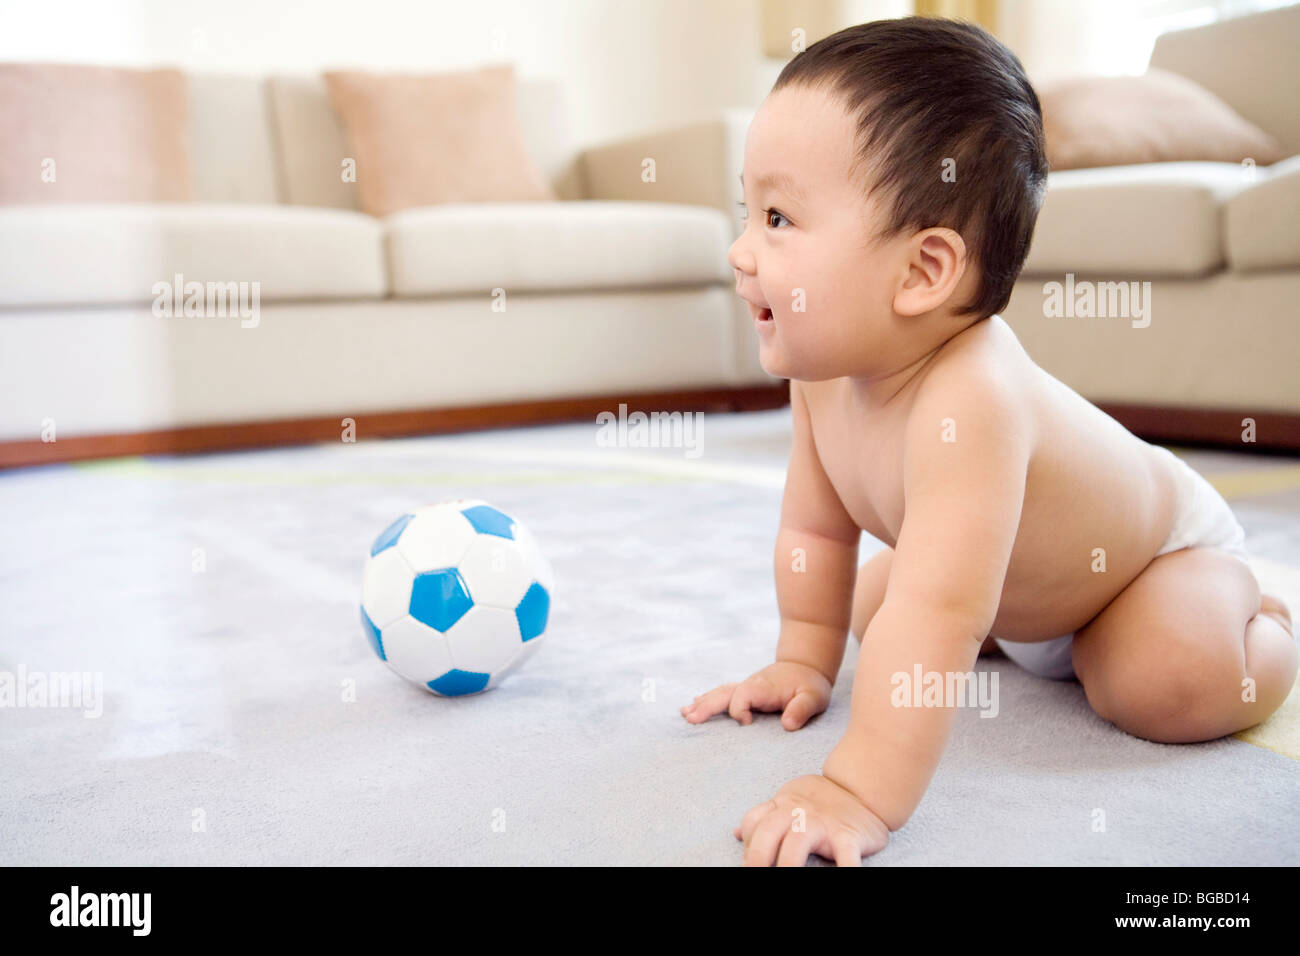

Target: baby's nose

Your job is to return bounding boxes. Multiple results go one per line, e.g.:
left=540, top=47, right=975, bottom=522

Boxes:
left=728, top=240, right=752, bottom=277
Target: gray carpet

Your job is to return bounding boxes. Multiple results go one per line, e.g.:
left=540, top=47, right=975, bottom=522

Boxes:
left=1, top=409, right=1297, bottom=865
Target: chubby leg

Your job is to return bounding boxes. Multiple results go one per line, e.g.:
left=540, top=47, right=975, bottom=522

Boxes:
left=852, top=546, right=1000, bottom=654
left=1071, top=547, right=1298, bottom=743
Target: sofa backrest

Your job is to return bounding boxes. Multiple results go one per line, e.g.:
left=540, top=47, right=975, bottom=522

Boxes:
left=259, top=73, right=578, bottom=209
left=1149, top=4, right=1300, bottom=157
left=184, top=71, right=577, bottom=207
left=187, top=73, right=281, bottom=203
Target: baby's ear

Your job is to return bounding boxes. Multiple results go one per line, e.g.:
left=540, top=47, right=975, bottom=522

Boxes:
left=893, top=228, right=968, bottom=317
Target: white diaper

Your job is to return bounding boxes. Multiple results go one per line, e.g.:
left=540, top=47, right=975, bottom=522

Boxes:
left=994, top=446, right=1250, bottom=681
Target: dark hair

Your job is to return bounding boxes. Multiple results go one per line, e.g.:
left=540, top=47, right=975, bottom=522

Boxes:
left=772, top=16, right=1048, bottom=318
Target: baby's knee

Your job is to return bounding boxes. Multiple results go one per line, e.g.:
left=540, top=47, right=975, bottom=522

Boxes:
left=851, top=548, right=893, bottom=642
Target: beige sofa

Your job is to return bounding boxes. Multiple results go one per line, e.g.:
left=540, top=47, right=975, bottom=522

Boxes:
left=0, top=75, right=780, bottom=465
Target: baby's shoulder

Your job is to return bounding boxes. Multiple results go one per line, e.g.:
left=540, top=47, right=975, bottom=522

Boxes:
left=916, top=320, right=1012, bottom=396
left=906, top=319, right=1035, bottom=439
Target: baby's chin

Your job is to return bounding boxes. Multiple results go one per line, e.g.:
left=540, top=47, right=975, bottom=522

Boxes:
left=756, top=340, right=791, bottom=380
left=759, top=341, right=847, bottom=382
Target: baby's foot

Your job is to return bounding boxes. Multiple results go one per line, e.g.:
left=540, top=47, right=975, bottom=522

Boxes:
left=1261, top=593, right=1294, bottom=636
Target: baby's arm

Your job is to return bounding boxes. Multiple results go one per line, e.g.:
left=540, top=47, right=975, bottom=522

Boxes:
left=822, top=368, right=1031, bottom=831
left=683, top=379, right=859, bottom=728
left=773, top=378, right=861, bottom=682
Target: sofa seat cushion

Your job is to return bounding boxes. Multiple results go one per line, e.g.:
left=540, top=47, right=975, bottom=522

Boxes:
left=385, top=200, right=733, bottom=297
left=1225, top=154, right=1300, bottom=271
left=1022, top=161, right=1253, bottom=277
left=0, top=203, right=385, bottom=308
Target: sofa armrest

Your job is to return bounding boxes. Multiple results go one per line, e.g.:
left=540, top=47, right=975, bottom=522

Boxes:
left=578, top=110, right=752, bottom=238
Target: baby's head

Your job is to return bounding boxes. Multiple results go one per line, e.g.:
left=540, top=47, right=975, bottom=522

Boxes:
left=729, top=17, right=1048, bottom=382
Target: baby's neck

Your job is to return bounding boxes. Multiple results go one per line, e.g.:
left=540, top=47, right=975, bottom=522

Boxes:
left=847, top=312, right=983, bottom=407
left=845, top=347, right=941, bottom=408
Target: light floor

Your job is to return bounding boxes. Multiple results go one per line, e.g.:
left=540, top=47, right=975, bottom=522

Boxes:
left=1, top=409, right=1297, bottom=865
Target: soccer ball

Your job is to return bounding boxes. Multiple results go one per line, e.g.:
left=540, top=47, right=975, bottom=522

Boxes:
left=360, top=499, right=554, bottom=696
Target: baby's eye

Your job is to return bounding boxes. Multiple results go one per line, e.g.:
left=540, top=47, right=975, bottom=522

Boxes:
left=765, top=209, right=789, bottom=229
left=735, top=201, right=789, bottom=230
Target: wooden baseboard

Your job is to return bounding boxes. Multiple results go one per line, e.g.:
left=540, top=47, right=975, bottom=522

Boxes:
left=3, top=386, right=1294, bottom=470
left=0, top=383, right=792, bottom=469
left=1095, top=402, right=1300, bottom=454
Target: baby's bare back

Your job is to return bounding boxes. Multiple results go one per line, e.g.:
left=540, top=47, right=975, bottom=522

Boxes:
left=803, top=315, right=1179, bottom=643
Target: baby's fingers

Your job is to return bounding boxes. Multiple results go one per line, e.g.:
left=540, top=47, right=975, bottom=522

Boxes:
left=681, top=684, right=738, bottom=723
left=729, top=677, right=783, bottom=725
left=736, top=799, right=778, bottom=846
left=780, top=688, right=828, bottom=731
left=830, top=834, right=863, bottom=867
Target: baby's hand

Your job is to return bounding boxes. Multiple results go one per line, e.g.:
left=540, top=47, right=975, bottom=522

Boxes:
left=736, top=774, right=890, bottom=866
left=681, top=661, right=831, bottom=731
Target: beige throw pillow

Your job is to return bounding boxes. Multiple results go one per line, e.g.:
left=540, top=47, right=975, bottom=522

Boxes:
left=324, top=64, right=554, bottom=217
left=0, top=63, right=194, bottom=204
left=1039, top=68, right=1285, bottom=171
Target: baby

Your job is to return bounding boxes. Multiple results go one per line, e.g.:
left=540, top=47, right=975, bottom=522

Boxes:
left=681, top=17, right=1297, bottom=866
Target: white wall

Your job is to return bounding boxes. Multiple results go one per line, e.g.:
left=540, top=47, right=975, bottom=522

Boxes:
left=0, top=0, right=766, bottom=152
left=757, top=0, right=911, bottom=92
left=7, top=1, right=1256, bottom=152
left=998, top=0, right=1266, bottom=83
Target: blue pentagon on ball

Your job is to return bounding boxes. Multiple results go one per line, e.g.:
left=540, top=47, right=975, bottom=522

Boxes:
left=515, top=582, right=550, bottom=641
left=427, top=669, right=491, bottom=696
left=460, top=504, right=516, bottom=539
left=370, top=513, right=413, bottom=556
left=409, top=568, right=474, bottom=631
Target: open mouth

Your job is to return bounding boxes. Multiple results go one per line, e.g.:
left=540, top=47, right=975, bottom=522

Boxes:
left=755, top=306, right=773, bottom=323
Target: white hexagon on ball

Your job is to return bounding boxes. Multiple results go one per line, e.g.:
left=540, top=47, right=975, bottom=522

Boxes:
left=457, top=535, right=531, bottom=609
left=512, top=520, right=555, bottom=594
left=493, top=637, right=540, bottom=685
left=380, top=615, right=456, bottom=687
left=444, top=604, right=523, bottom=676
left=361, top=548, right=415, bottom=628
left=397, top=507, right=477, bottom=572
